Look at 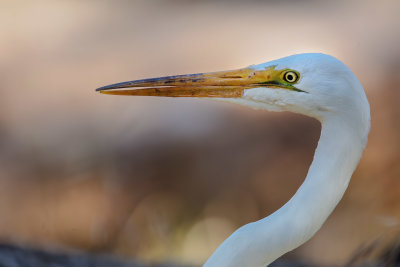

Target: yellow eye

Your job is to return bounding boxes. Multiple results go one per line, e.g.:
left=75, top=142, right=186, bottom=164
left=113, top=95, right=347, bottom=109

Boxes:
left=283, top=71, right=299, bottom=83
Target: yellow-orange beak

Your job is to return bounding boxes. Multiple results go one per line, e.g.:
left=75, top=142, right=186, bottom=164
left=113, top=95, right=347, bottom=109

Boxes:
left=96, top=66, right=303, bottom=97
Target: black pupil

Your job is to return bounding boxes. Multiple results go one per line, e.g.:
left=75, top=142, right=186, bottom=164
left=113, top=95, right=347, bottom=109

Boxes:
left=286, top=73, right=294, bottom=81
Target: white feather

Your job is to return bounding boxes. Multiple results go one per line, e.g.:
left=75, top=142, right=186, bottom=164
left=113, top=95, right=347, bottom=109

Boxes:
left=204, top=53, right=370, bottom=267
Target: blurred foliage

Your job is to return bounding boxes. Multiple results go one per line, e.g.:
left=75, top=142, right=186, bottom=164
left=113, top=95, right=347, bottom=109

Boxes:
left=0, top=0, right=399, bottom=266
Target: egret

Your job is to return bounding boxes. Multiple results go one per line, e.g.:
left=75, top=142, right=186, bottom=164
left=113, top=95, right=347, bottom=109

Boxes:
left=96, top=53, right=370, bottom=267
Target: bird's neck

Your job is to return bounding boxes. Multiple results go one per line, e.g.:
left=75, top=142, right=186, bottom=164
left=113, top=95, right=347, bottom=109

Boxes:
left=204, top=115, right=369, bottom=267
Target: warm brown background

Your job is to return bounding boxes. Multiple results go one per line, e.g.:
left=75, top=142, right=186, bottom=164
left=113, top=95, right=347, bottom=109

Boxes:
left=0, top=0, right=399, bottom=266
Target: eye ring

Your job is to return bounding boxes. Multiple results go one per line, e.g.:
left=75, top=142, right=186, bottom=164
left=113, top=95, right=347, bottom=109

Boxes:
left=283, top=71, right=299, bottom=83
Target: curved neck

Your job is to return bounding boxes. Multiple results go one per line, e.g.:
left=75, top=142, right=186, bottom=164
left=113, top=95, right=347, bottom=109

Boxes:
left=204, top=116, right=369, bottom=267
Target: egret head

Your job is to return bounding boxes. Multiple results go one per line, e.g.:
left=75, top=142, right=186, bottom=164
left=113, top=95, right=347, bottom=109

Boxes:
left=96, top=53, right=371, bottom=266
left=97, top=53, right=369, bottom=123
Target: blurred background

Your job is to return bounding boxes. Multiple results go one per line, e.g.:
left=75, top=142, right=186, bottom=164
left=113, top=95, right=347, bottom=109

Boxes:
left=0, top=0, right=399, bottom=266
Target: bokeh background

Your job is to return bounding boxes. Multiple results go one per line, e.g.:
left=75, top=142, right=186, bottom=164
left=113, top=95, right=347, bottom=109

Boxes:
left=1, top=0, right=399, bottom=266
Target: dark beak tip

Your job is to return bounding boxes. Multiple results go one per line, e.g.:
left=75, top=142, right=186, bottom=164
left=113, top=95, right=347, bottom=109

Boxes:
left=95, top=85, right=108, bottom=92
left=95, top=81, right=135, bottom=92
left=96, top=84, right=115, bottom=92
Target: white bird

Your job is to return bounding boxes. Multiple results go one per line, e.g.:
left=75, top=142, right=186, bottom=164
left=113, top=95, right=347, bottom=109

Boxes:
left=97, top=53, right=370, bottom=267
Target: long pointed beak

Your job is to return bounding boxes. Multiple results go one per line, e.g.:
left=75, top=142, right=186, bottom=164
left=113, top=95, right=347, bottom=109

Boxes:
left=96, top=66, right=302, bottom=97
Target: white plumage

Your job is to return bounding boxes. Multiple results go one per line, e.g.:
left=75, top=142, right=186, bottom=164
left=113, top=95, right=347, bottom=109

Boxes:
left=97, top=53, right=371, bottom=267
